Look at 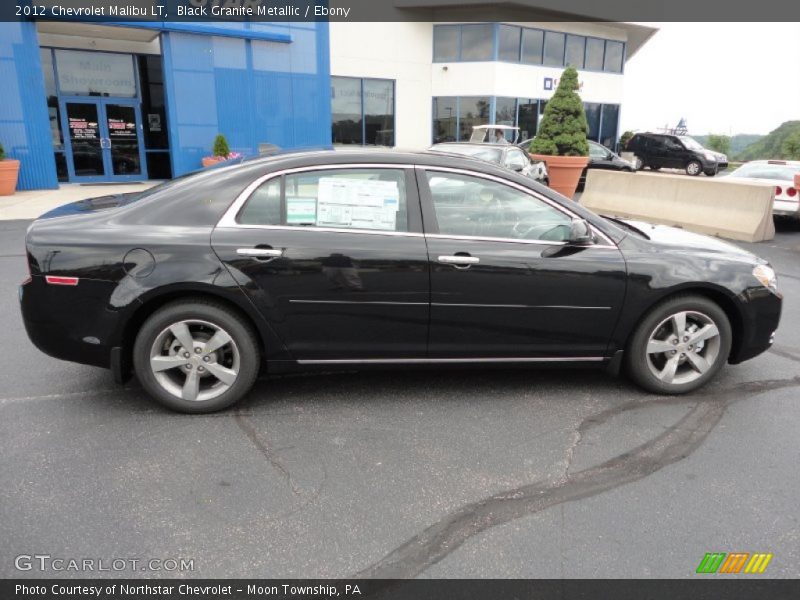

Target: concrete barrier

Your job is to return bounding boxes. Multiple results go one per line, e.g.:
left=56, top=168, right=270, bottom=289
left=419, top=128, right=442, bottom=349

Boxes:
left=580, top=170, right=775, bottom=242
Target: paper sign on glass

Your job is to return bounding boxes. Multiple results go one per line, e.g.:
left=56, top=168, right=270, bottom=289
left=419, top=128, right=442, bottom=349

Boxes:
left=316, top=178, right=400, bottom=230
left=286, top=197, right=317, bottom=225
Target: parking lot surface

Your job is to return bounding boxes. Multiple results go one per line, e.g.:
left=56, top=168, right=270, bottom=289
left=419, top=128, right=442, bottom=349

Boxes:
left=1, top=217, right=799, bottom=578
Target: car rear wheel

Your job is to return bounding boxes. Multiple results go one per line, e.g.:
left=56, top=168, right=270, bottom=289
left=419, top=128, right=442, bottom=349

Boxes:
left=686, top=160, right=702, bottom=176
left=626, top=295, right=731, bottom=395
left=133, top=300, right=260, bottom=413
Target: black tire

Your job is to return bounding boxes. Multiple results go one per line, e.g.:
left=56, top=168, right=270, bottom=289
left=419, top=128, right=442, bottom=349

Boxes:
left=685, top=160, right=703, bottom=176
left=133, top=299, right=260, bottom=413
left=704, top=169, right=718, bottom=177
left=625, top=295, right=732, bottom=395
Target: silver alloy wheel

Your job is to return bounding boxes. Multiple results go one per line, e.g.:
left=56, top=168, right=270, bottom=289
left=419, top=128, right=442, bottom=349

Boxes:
left=686, top=162, right=701, bottom=175
left=149, top=319, right=240, bottom=402
left=645, top=310, right=721, bottom=385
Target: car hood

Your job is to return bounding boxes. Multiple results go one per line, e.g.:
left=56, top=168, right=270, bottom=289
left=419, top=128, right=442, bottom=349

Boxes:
left=37, top=192, right=143, bottom=220
left=618, top=219, right=760, bottom=261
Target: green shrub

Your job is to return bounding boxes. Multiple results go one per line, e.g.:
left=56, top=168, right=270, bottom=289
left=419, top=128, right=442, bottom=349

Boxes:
left=0, top=142, right=5, bottom=160
left=212, top=134, right=230, bottom=158
left=530, top=67, right=589, bottom=157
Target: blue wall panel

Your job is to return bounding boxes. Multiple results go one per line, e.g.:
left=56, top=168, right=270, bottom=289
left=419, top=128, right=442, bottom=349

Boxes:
left=162, top=22, right=332, bottom=177
left=0, top=22, right=58, bottom=190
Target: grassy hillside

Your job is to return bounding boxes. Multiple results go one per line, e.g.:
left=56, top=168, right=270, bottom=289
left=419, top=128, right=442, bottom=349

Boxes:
left=735, top=121, right=800, bottom=161
left=694, top=134, right=763, bottom=157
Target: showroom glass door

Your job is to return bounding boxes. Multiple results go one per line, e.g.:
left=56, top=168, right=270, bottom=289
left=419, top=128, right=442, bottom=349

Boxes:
left=61, top=98, right=148, bottom=183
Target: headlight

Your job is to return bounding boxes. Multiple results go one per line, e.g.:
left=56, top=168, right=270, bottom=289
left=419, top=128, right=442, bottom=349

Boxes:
left=704, top=152, right=716, bottom=161
left=753, top=264, right=778, bottom=292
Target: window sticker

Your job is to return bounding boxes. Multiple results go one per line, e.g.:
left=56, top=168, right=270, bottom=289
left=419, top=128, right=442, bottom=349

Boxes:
left=286, top=197, right=317, bottom=225
left=317, top=178, right=400, bottom=230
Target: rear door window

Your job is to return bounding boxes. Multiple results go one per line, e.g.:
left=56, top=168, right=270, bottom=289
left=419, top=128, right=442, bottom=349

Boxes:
left=238, top=168, right=409, bottom=232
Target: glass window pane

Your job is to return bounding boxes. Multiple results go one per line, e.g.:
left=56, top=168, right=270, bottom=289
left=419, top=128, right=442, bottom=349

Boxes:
left=584, top=102, right=601, bottom=142
left=425, top=171, right=573, bottom=241
left=599, top=104, right=620, bottom=149
left=331, top=77, right=363, bottom=145
left=604, top=41, right=624, bottom=73
left=55, top=49, right=136, bottom=97
left=521, top=29, right=544, bottom=64
left=517, top=100, right=538, bottom=141
left=565, top=35, right=585, bottom=69
left=458, top=97, right=490, bottom=141
left=460, top=24, right=494, bottom=60
left=238, top=177, right=282, bottom=225
left=543, top=31, right=565, bottom=66
left=432, top=97, right=458, bottom=143
left=494, top=97, right=516, bottom=127
left=433, top=25, right=459, bottom=61
left=364, top=79, right=394, bottom=146
left=585, top=38, right=605, bottom=71
left=283, top=169, right=408, bottom=232
left=40, top=49, right=63, bottom=151
left=498, top=25, right=521, bottom=61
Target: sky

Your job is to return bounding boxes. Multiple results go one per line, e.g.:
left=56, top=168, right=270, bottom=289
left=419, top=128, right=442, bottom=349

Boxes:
left=621, top=23, right=800, bottom=136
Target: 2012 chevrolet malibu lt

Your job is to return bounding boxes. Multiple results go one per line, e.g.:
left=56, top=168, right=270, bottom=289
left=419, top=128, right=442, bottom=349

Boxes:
left=19, top=151, right=782, bottom=413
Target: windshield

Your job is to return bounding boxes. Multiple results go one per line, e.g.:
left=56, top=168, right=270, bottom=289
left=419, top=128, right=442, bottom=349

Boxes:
left=678, top=136, right=705, bottom=151
left=431, top=144, right=503, bottom=164
left=729, top=163, right=800, bottom=181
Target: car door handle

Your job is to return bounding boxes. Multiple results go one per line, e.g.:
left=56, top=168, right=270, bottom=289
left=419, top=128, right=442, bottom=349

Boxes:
left=438, top=255, right=480, bottom=266
left=236, top=248, right=283, bottom=258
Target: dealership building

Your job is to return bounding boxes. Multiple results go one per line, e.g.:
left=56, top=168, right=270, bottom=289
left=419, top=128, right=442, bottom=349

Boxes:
left=0, top=10, right=655, bottom=190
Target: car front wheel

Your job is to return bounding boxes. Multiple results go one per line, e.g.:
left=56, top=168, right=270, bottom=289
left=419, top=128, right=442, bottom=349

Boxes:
left=133, top=299, right=260, bottom=413
left=626, top=295, right=732, bottom=395
left=686, top=160, right=702, bottom=176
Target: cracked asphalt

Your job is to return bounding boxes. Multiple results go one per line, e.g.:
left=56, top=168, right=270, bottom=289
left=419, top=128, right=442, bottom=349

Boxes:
left=1, top=217, right=799, bottom=578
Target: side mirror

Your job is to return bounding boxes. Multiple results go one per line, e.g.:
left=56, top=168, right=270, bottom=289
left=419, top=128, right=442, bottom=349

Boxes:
left=568, top=218, right=595, bottom=245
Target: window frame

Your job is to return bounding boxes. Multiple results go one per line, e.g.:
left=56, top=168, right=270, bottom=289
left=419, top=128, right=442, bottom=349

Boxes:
left=221, top=164, right=423, bottom=235
left=331, top=76, right=396, bottom=147
left=415, top=166, right=614, bottom=247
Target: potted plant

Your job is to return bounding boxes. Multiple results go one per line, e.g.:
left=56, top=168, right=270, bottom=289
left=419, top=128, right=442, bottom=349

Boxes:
left=0, top=142, right=21, bottom=196
left=201, top=134, right=241, bottom=167
left=529, top=66, right=590, bottom=199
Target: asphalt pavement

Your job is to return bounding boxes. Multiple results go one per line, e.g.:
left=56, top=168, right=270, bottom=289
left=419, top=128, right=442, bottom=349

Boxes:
left=1, top=217, right=798, bottom=578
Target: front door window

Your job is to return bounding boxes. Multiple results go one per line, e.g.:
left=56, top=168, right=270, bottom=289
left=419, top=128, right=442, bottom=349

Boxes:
left=426, top=171, right=573, bottom=242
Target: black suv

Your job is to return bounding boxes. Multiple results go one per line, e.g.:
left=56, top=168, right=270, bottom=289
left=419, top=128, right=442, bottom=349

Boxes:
left=625, top=133, right=727, bottom=176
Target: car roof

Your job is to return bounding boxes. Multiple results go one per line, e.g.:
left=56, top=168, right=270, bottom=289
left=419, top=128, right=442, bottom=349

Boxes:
left=430, top=142, right=508, bottom=148
left=744, top=159, right=800, bottom=166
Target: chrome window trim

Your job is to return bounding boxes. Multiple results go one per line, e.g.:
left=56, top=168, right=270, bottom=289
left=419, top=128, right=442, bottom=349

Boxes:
left=296, top=357, right=605, bottom=365
left=216, top=162, right=618, bottom=249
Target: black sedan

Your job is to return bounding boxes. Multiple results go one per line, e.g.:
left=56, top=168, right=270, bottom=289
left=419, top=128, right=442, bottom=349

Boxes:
left=20, top=150, right=782, bottom=413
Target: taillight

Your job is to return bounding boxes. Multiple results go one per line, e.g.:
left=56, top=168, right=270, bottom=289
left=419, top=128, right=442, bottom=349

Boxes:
left=787, top=187, right=797, bottom=198
left=775, top=186, right=783, bottom=196
left=45, top=276, right=79, bottom=286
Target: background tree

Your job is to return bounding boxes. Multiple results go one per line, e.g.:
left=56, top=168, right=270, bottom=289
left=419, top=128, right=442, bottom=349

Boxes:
left=212, top=134, right=231, bottom=158
left=618, top=130, right=634, bottom=150
left=781, top=132, right=800, bottom=160
left=530, top=66, right=589, bottom=156
left=706, top=134, right=732, bottom=156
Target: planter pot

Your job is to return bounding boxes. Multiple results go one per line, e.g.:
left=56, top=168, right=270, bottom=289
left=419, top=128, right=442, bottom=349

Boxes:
left=0, top=159, right=21, bottom=196
left=531, top=154, right=589, bottom=199
left=202, top=156, right=225, bottom=168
